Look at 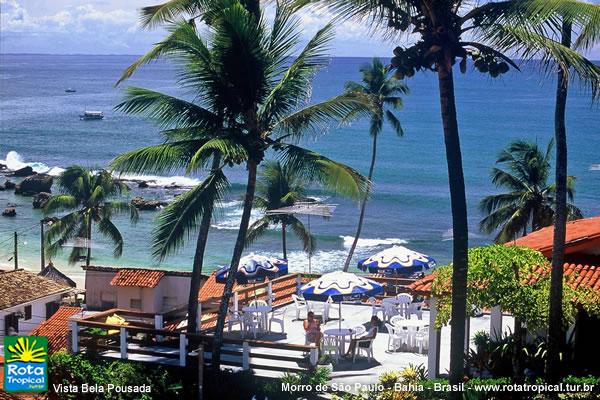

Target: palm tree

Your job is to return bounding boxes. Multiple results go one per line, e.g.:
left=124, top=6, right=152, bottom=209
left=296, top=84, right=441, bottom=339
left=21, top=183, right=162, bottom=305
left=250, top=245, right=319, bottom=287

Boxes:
left=480, top=139, right=583, bottom=243
left=342, top=58, right=408, bottom=272
left=246, top=161, right=315, bottom=259
left=112, top=2, right=372, bottom=370
left=294, top=0, right=600, bottom=386
left=43, top=166, right=138, bottom=266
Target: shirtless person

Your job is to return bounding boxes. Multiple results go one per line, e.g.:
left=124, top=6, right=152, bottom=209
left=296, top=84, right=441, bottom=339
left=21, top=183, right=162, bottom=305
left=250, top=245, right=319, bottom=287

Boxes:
left=303, top=311, right=322, bottom=345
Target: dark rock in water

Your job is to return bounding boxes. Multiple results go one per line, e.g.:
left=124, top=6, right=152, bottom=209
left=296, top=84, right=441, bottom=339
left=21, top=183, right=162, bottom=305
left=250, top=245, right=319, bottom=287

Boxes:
left=2, top=207, right=16, bottom=217
left=138, top=181, right=149, bottom=188
left=3, top=180, right=16, bottom=190
left=0, top=163, right=7, bottom=170
left=33, top=192, right=52, bottom=209
left=6, top=203, right=17, bottom=208
left=15, top=174, right=53, bottom=196
left=131, top=196, right=167, bottom=210
left=9, top=166, right=36, bottom=177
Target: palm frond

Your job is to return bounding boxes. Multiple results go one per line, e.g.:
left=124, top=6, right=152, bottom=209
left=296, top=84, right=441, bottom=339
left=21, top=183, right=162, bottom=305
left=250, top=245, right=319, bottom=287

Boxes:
left=97, top=217, right=125, bottom=257
left=289, top=216, right=316, bottom=255
left=277, top=143, right=369, bottom=201
left=139, top=0, right=201, bottom=29
left=43, top=195, right=78, bottom=214
left=245, top=217, right=270, bottom=248
left=152, top=169, right=229, bottom=260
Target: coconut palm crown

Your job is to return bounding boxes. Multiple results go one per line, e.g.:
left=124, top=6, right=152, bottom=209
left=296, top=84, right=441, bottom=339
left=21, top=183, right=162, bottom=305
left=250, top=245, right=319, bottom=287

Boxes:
left=480, top=139, right=583, bottom=243
left=342, top=57, right=408, bottom=271
left=43, top=166, right=138, bottom=266
left=246, top=160, right=316, bottom=259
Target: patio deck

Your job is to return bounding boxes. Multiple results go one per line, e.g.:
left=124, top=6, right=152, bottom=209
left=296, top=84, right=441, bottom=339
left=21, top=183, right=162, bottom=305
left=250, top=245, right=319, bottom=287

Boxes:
left=224, top=303, right=514, bottom=386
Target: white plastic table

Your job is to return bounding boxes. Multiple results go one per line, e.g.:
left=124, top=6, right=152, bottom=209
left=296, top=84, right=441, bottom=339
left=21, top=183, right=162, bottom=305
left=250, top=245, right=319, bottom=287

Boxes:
left=323, top=327, right=363, bottom=354
left=242, top=305, right=272, bottom=331
left=393, top=318, right=428, bottom=349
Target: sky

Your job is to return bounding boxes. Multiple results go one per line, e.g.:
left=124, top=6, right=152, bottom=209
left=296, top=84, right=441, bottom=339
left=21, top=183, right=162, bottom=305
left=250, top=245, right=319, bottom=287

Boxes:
left=1, top=0, right=599, bottom=58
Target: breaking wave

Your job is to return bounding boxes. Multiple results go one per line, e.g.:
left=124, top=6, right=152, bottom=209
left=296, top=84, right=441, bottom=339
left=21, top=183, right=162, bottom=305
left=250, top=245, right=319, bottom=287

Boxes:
left=340, top=236, right=408, bottom=248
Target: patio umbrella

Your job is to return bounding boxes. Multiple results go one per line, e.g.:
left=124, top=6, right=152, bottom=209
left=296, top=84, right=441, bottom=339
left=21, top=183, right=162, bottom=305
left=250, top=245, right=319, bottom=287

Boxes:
left=300, top=271, right=384, bottom=329
left=357, top=245, right=436, bottom=276
left=215, top=254, right=288, bottom=301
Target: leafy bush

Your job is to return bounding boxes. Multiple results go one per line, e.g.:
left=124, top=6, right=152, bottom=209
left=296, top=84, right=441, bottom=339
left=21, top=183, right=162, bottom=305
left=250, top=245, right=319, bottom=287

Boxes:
left=48, top=351, right=185, bottom=399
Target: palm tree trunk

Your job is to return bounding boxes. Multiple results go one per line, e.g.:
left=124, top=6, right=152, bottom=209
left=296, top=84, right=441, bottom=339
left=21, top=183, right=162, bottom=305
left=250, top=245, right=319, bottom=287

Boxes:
left=212, top=159, right=258, bottom=372
left=343, top=126, right=378, bottom=272
left=282, top=220, right=287, bottom=259
left=437, top=50, right=469, bottom=390
left=547, top=19, right=572, bottom=384
left=187, top=156, right=221, bottom=334
left=86, top=213, right=92, bottom=267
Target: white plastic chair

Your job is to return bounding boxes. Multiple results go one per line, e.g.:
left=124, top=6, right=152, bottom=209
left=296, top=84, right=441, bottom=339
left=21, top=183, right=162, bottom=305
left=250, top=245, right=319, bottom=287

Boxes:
left=353, top=338, right=374, bottom=363
left=242, top=312, right=260, bottom=339
left=367, top=297, right=384, bottom=319
left=249, top=299, right=268, bottom=307
left=382, top=302, right=400, bottom=322
left=395, top=293, right=413, bottom=317
left=321, top=334, right=340, bottom=363
left=227, top=310, right=243, bottom=332
left=269, top=307, right=286, bottom=333
left=414, top=326, right=429, bottom=354
left=291, top=294, right=309, bottom=320
left=324, top=296, right=341, bottom=322
left=408, top=301, right=424, bottom=320
left=385, top=323, right=408, bottom=352
left=389, top=314, right=406, bottom=326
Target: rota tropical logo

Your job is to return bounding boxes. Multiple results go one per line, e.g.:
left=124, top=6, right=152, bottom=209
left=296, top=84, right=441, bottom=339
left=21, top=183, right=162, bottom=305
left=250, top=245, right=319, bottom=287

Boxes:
left=3, top=336, right=48, bottom=393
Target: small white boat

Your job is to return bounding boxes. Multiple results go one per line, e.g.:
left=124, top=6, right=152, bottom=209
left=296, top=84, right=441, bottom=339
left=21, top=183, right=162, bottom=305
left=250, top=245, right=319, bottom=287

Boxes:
left=80, top=111, right=104, bottom=120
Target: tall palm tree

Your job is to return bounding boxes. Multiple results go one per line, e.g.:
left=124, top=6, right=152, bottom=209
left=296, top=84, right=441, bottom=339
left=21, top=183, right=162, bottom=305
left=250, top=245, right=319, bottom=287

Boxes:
left=479, top=139, right=583, bottom=243
left=342, top=58, right=408, bottom=272
left=112, top=1, right=372, bottom=370
left=43, top=166, right=138, bottom=266
left=246, top=161, right=315, bottom=259
left=295, top=0, right=600, bottom=386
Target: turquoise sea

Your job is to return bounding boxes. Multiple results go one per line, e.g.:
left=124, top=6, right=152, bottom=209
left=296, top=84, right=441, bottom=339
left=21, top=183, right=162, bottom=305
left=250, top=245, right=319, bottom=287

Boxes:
left=0, top=54, right=599, bottom=282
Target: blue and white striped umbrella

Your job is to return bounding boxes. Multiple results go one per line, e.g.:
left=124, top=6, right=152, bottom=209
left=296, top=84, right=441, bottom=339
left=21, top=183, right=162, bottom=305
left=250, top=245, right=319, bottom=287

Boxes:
left=215, top=254, right=288, bottom=284
left=357, top=246, right=436, bottom=275
left=300, top=271, right=384, bottom=302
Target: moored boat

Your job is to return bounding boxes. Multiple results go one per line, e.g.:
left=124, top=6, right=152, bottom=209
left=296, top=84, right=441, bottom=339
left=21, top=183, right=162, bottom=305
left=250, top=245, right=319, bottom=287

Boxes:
left=80, top=111, right=104, bottom=120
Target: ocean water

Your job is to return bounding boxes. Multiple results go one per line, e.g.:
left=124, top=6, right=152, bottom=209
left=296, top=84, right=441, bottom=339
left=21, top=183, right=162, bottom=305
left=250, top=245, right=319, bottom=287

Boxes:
left=0, top=54, right=599, bottom=281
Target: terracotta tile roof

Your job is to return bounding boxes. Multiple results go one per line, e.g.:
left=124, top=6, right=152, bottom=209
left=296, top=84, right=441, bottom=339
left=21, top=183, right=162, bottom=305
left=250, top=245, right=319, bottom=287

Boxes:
left=29, top=306, right=84, bottom=355
left=509, top=216, right=600, bottom=257
left=39, top=263, right=76, bottom=288
left=110, top=268, right=166, bottom=288
left=407, top=272, right=438, bottom=296
left=0, top=269, right=72, bottom=310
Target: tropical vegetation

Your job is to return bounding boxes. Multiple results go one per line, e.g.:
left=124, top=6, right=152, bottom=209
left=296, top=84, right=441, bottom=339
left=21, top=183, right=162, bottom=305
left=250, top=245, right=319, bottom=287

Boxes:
left=246, top=160, right=316, bottom=259
left=114, top=0, right=372, bottom=369
left=342, top=58, right=409, bottom=272
left=43, top=166, right=138, bottom=266
left=479, top=139, right=583, bottom=243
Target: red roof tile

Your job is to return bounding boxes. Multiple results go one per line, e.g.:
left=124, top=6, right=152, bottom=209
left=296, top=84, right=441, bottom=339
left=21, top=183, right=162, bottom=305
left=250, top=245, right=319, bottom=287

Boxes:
left=408, top=262, right=600, bottom=296
left=110, top=268, right=166, bottom=288
left=509, top=216, right=600, bottom=257
left=29, top=306, right=83, bottom=354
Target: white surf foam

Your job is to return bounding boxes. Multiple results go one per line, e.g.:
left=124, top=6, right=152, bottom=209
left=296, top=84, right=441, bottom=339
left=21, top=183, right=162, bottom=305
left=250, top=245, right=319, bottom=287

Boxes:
left=590, top=164, right=600, bottom=171
left=340, top=236, right=408, bottom=248
left=0, top=151, right=64, bottom=175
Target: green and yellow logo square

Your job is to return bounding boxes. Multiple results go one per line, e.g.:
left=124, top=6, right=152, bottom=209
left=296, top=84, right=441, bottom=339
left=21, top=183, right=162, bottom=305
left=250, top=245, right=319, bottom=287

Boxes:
left=3, top=336, right=48, bottom=393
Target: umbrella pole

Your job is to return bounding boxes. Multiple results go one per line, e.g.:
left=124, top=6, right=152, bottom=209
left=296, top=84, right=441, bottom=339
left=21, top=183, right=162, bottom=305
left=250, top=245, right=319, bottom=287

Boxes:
left=339, top=301, right=342, bottom=331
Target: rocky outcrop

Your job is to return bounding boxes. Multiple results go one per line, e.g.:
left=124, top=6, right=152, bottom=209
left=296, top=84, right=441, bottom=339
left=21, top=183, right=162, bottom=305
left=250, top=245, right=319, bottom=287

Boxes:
left=2, top=207, right=16, bottom=217
left=33, top=192, right=52, bottom=209
left=0, top=163, right=7, bottom=170
left=3, top=180, right=16, bottom=190
left=9, top=166, right=35, bottom=177
left=131, top=196, right=167, bottom=211
left=15, top=174, right=53, bottom=196
left=138, top=181, right=149, bottom=188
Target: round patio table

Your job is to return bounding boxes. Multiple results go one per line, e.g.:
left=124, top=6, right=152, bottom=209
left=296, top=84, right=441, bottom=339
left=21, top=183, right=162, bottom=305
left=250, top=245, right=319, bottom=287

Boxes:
left=323, top=328, right=362, bottom=354
left=243, top=305, right=272, bottom=331
left=393, top=319, right=428, bottom=328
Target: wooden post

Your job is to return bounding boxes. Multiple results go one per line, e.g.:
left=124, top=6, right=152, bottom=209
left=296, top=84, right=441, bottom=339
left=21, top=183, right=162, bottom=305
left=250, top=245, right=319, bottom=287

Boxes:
left=120, top=327, right=128, bottom=359
left=40, top=220, right=45, bottom=271
left=267, top=281, right=273, bottom=307
left=242, top=341, right=250, bottom=370
left=155, top=314, right=164, bottom=342
left=427, top=297, right=441, bottom=379
left=197, top=344, right=204, bottom=400
left=179, top=333, right=187, bottom=367
left=70, top=320, right=79, bottom=353
left=296, top=274, right=302, bottom=294
left=490, top=306, right=503, bottom=341
left=13, top=231, right=18, bottom=270
left=233, top=292, right=239, bottom=313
